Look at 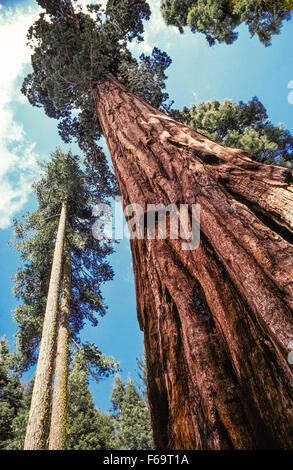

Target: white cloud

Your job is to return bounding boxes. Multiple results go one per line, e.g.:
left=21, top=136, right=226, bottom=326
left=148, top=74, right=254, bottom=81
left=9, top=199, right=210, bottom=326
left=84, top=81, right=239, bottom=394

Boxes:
left=0, top=4, right=40, bottom=229
left=129, top=0, right=179, bottom=55
left=75, top=0, right=107, bottom=14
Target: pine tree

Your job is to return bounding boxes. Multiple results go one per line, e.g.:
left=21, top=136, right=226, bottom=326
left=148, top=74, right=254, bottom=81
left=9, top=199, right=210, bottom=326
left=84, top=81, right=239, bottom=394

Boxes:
left=176, top=97, right=293, bottom=166
left=24, top=197, right=67, bottom=449
left=7, top=381, right=33, bottom=450
left=160, top=0, right=293, bottom=46
left=111, top=376, right=153, bottom=450
left=136, top=353, right=147, bottom=398
left=0, top=337, right=23, bottom=450
left=67, top=347, right=116, bottom=450
left=13, top=149, right=116, bottom=449
left=21, top=1, right=293, bottom=449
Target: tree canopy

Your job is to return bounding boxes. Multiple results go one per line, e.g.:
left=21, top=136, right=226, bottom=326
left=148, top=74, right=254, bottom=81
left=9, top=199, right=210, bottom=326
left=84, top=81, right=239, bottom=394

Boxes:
left=22, top=0, right=172, bottom=170
left=177, top=97, right=293, bottom=166
left=160, top=0, right=292, bottom=45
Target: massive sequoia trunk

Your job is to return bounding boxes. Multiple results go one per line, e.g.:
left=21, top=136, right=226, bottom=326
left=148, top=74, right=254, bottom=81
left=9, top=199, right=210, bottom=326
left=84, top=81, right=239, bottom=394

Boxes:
left=48, top=251, right=71, bottom=450
left=92, top=75, right=293, bottom=450
left=24, top=201, right=67, bottom=450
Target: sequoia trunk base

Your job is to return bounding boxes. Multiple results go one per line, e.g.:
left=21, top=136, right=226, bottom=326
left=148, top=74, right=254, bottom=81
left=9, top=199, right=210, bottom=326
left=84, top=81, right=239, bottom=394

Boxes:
left=93, top=75, right=293, bottom=450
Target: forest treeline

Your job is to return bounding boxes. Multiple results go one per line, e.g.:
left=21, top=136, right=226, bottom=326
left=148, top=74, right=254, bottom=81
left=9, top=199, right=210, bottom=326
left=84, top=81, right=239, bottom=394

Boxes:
left=0, top=336, right=153, bottom=450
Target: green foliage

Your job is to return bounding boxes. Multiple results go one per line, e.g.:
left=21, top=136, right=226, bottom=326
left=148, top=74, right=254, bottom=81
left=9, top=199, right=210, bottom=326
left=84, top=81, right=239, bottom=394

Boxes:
left=76, top=342, right=120, bottom=380
left=177, top=97, right=293, bottom=166
left=3, top=347, right=119, bottom=450
left=1, top=348, right=152, bottom=450
left=110, top=376, right=153, bottom=450
left=12, top=150, right=115, bottom=371
left=119, top=47, right=173, bottom=112
left=0, top=337, right=23, bottom=449
left=160, top=0, right=292, bottom=45
left=106, top=0, right=151, bottom=42
left=22, top=1, right=172, bottom=163
left=136, top=352, right=147, bottom=398
left=67, top=348, right=117, bottom=450
left=6, top=381, right=33, bottom=450
left=110, top=375, right=125, bottom=413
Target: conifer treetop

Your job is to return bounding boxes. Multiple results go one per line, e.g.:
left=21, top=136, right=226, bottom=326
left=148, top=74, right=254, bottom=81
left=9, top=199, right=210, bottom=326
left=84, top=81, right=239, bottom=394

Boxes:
left=12, top=150, right=115, bottom=371
left=22, top=0, right=172, bottom=165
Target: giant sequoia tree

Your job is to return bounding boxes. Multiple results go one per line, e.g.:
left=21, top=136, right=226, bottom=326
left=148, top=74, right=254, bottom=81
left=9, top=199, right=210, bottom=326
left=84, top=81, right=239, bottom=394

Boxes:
left=22, top=0, right=293, bottom=449
left=161, top=0, right=293, bottom=45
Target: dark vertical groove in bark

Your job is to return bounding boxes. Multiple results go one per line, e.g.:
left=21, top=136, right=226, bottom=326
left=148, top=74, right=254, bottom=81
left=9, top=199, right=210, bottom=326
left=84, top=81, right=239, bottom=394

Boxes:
left=48, top=250, right=71, bottom=450
left=24, top=201, right=67, bottom=450
left=92, top=75, right=293, bottom=449
left=224, top=188, right=293, bottom=245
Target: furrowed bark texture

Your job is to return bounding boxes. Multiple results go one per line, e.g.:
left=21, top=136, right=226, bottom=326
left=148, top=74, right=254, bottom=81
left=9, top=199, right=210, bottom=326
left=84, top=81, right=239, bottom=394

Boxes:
left=48, top=251, right=71, bottom=450
left=24, top=201, right=67, bottom=450
left=92, top=75, right=293, bottom=450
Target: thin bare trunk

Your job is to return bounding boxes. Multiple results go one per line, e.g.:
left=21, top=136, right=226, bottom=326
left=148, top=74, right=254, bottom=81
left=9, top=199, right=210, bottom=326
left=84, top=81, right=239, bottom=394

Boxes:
left=48, top=251, right=71, bottom=450
left=24, top=201, right=67, bottom=450
left=92, top=75, right=293, bottom=449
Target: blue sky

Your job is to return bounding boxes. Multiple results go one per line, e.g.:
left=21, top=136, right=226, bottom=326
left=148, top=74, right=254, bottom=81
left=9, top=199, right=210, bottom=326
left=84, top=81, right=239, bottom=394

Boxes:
left=0, top=0, right=292, bottom=411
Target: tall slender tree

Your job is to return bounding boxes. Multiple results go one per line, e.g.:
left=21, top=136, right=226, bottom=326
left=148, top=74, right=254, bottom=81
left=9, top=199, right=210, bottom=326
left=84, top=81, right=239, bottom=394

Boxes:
left=24, top=197, right=67, bottom=449
left=13, top=149, right=116, bottom=449
left=48, top=251, right=71, bottom=449
left=21, top=1, right=293, bottom=449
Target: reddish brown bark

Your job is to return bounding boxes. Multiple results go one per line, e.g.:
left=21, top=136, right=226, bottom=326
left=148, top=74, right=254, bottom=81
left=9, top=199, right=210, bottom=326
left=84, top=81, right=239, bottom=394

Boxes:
left=92, top=75, right=293, bottom=450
